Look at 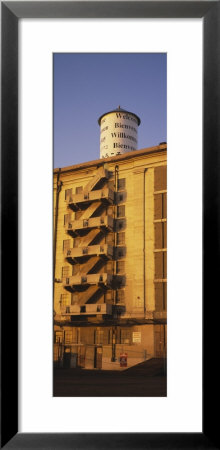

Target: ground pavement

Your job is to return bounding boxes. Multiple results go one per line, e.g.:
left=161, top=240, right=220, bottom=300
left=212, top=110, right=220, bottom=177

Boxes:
left=54, top=358, right=167, bottom=397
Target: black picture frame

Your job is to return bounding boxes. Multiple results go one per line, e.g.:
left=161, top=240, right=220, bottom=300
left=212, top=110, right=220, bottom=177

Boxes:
left=1, top=1, right=220, bottom=449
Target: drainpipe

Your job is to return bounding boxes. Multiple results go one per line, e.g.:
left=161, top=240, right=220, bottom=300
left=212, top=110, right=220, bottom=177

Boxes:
left=143, top=169, right=148, bottom=317
left=53, top=168, right=62, bottom=281
left=113, top=165, right=119, bottom=304
left=111, top=165, right=119, bottom=362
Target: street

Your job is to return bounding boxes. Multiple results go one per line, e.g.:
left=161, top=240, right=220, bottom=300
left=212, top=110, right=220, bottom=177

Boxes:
left=54, top=358, right=167, bottom=397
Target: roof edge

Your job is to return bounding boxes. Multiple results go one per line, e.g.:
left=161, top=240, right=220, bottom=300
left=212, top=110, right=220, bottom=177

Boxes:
left=54, top=144, right=167, bottom=174
left=98, top=108, right=141, bottom=126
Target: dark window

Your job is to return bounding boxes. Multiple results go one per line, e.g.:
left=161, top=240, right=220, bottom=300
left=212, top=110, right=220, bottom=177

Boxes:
left=154, top=252, right=163, bottom=279
left=154, top=193, right=167, bottom=220
left=117, top=205, right=125, bottom=218
left=155, top=223, right=167, bottom=249
left=75, top=186, right=83, bottom=194
left=108, top=180, right=114, bottom=190
left=54, top=331, right=63, bottom=344
left=154, top=194, right=162, bottom=219
left=163, top=252, right=167, bottom=278
left=154, top=223, right=163, bottom=249
left=95, top=329, right=111, bottom=345
left=155, top=282, right=167, bottom=311
left=116, top=290, right=125, bottom=303
left=106, top=232, right=114, bottom=245
left=117, top=249, right=124, bottom=258
left=118, top=193, right=124, bottom=202
left=154, top=252, right=167, bottom=279
left=116, top=220, right=124, bottom=231
left=154, top=166, right=167, bottom=191
left=116, top=261, right=125, bottom=274
left=120, top=329, right=131, bottom=344
left=117, top=178, right=126, bottom=190
left=117, top=232, right=125, bottom=245
left=162, top=193, right=167, bottom=219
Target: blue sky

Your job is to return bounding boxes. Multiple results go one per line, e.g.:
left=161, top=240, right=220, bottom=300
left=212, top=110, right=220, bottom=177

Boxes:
left=54, top=53, right=167, bottom=168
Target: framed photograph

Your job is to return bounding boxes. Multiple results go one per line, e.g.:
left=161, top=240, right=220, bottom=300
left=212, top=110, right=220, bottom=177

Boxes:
left=53, top=52, right=167, bottom=397
left=1, top=1, right=220, bottom=449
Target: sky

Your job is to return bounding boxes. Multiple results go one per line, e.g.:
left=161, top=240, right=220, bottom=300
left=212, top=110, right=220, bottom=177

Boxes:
left=54, top=53, right=167, bottom=168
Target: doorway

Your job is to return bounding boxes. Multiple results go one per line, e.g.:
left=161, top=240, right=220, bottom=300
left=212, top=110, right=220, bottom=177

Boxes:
left=94, top=346, right=102, bottom=369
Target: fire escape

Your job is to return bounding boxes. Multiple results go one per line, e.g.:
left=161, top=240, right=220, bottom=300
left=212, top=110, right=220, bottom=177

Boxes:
left=61, top=166, right=123, bottom=317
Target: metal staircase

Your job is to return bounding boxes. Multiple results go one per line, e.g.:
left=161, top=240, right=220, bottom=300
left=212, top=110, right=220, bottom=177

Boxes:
left=83, top=166, right=109, bottom=192
left=62, top=166, right=116, bottom=316
left=77, top=201, right=102, bottom=220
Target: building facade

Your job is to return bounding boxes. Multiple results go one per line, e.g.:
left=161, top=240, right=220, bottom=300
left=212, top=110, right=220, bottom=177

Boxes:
left=53, top=144, right=167, bottom=370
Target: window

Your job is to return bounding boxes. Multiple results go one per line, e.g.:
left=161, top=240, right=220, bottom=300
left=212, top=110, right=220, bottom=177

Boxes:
left=106, top=232, right=114, bottom=245
left=75, top=186, right=83, bottom=194
left=155, top=223, right=162, bottom=249
left=108, top=180, right=114, bottom=190
left=71, top=293, right=79, bottom=304
left=154, top=252, right=167, bottom=279
left=154, top=166, right=167, bottom=191
left=106, top=261, right=113, bottom=273
left=120, top=329, right=131, bottom=344
left=117, top=205, right=125, bottom=218
left=116, top=290, right=125, bottom=303
left=155, top=222, right=167, bottom=249
left=63, top=239, right=70, bottom=250
left=117, top=232, right=125, bottom=245
left=117, top=248, right=125, bottom=258
left=54, top=331, right=63, bottom=344
left=105, top=290, right=114, bottom=302
left=155, top=282, right=167, bottom=311
left=154, top=193, right=167, bottom=220
left=95, top=329, right=111, bottom=345
left=65, top=188, right=72, bottom=200
left=65, top=331, right=72, bottom=344
left=117, top=193, right=124, bottom=203
left=64, top=213, right=71, bottom=225
left=163, top=193, right=167, bottom=219
left=117, top=178, right=126, bottom=190
left=60, top=294, right=68, bottom=307
left=116, top=220, right=124, bottom=231
left=116, top=261, right=125, bottom=274
left=62, top=266, right=69, bottom=277
left=107, top=206, right=113, bottom=216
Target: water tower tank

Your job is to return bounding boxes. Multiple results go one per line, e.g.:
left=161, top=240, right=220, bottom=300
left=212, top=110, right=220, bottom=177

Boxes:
left=98, top=106, right=141, bottom=159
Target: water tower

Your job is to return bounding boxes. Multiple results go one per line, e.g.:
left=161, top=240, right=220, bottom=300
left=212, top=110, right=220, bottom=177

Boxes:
left=98, top=106, right=141, bottom=159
